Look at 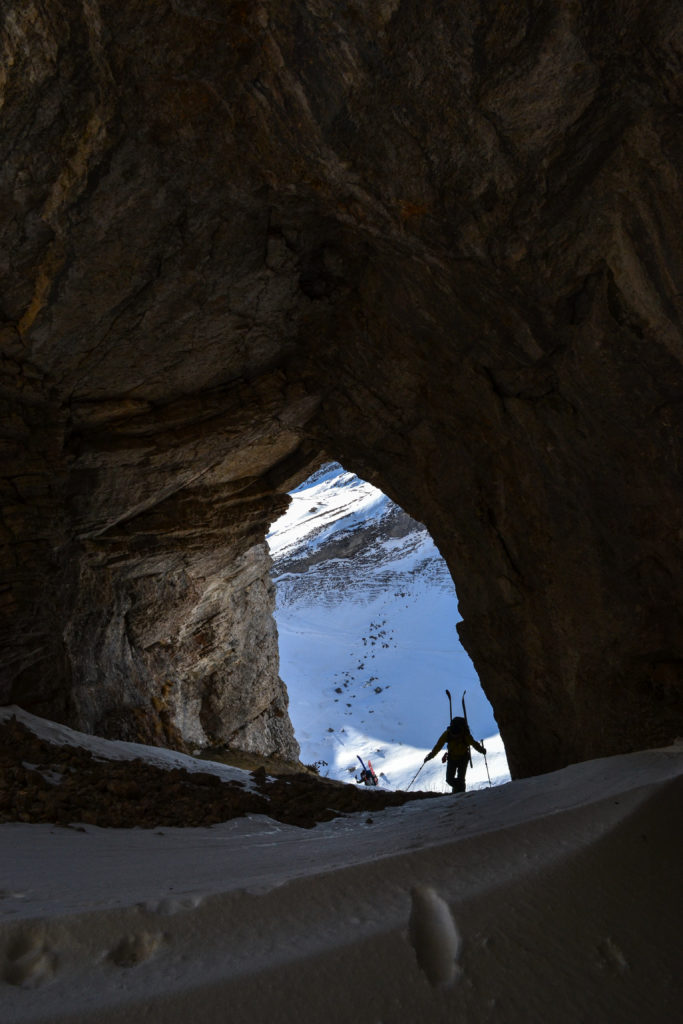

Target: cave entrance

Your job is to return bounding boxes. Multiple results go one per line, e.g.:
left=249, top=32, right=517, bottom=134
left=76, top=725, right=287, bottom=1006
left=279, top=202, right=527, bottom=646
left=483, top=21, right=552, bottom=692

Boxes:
left=267, top=463, right=509, bottom=792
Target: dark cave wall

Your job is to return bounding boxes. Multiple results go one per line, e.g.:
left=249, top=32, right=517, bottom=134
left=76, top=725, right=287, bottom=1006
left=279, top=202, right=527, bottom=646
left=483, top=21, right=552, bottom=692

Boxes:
left=303, top=247, right=683, bottom=778
left=1, top=0, right=681, bottom=774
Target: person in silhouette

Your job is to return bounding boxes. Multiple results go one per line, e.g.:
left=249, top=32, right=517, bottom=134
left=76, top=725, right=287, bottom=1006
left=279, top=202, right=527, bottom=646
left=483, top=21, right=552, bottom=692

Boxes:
left=423, top=716, right=486, bottom=792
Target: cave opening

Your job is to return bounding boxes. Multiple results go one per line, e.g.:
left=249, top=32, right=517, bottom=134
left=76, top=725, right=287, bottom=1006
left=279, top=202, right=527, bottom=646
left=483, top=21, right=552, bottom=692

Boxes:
left=267, top=462, right=509, bottom=791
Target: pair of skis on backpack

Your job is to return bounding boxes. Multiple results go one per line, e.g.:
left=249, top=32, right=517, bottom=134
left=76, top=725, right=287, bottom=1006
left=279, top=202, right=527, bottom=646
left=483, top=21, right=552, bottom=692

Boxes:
left=447, top=687, right=472, bottom=767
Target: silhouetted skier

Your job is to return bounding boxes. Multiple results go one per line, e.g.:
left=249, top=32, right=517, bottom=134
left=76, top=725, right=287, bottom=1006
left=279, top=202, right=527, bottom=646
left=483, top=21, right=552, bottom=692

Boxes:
left=423, top=716, right=486, bottom=792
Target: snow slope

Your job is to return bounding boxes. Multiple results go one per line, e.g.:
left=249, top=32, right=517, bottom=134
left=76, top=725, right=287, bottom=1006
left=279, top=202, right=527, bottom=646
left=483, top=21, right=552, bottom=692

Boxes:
left=268, top=463, right=510, bottom=791
left=1, top=707, right=681, bottom=1023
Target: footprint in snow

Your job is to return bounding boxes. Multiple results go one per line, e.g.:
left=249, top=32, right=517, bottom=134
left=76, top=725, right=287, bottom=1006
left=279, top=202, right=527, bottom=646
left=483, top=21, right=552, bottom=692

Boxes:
left=3, top=928, right=58, bottom=988
left=408, top=884, right=461, bottom=988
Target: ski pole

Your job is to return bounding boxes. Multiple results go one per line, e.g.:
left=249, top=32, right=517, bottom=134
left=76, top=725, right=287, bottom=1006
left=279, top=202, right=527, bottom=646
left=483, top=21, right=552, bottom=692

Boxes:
left=445, top=688, right=452, bottom=720
left=462, top=690, right=473, bottom=767
left=483, top=750, right=492, bottom=787
left=405, top=762, right=424, bottom=791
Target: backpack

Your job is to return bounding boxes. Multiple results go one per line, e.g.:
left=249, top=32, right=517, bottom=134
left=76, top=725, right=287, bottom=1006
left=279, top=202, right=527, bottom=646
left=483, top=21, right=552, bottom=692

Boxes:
left=448, top=716, right=467, bottom=739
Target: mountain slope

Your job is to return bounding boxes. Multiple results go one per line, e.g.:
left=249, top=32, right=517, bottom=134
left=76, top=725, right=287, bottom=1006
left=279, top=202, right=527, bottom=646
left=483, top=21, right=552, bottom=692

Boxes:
left=268, top=464, right=510, bottom=791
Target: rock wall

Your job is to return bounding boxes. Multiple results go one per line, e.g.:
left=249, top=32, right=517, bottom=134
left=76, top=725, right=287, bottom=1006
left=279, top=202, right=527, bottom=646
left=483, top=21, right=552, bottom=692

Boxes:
left=1, top=0, right=681, bottom=774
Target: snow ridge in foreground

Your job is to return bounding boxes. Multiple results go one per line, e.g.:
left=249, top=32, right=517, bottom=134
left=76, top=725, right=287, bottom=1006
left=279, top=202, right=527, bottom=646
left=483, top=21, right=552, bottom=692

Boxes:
left=1, top=709, right=681, bottom=1023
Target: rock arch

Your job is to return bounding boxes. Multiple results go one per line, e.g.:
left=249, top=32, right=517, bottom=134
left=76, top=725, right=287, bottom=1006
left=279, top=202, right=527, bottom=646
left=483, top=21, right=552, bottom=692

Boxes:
left=1, top=0, right=681, bottom=777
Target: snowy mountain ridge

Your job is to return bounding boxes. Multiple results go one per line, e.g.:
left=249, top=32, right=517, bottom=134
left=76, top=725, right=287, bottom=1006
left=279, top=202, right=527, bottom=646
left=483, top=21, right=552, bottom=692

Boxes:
left=270, top=464, right=441, bottom=606
left=267, top=463, right=510, bottom=792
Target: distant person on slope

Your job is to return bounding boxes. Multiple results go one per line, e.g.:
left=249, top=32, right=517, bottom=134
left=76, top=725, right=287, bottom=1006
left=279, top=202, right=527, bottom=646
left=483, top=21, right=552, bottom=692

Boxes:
left=423, top=716, right=486, bottom=793
left=358, top=763, right=378, bottom=786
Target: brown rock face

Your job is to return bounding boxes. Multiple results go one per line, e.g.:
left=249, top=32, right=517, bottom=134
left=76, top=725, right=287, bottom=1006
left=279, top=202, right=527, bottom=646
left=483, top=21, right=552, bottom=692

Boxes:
left=1, top=1, right=681, bottom=776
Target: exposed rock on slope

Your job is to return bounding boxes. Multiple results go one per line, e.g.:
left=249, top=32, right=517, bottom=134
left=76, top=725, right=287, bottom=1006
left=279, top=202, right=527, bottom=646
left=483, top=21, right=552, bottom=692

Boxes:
left=0, top=715, right=435, bottom=829
left=1, top=1, right=681, bottom=774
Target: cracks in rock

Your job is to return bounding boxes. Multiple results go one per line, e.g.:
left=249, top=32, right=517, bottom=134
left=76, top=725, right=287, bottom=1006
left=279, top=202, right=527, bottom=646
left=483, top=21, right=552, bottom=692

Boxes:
left=542, top=87, right=639, bottom=221
left=486, top=508, right=523, bottom=583
left=69, top=264, right=162, bottom=391
left=479, top=362, right=561, bottom=411
left=16, top=239, right=66, bottom=340
left=76, top=459, right=218, bottom=541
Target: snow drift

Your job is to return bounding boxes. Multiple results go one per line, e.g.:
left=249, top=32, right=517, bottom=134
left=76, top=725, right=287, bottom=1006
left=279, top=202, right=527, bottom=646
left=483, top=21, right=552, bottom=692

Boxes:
left=1, top=707, right=681, bottom=1023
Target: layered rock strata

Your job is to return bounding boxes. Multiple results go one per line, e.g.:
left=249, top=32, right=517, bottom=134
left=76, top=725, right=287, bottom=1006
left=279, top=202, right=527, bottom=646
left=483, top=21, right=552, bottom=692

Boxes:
left=1, top=0, right=681, bottom=774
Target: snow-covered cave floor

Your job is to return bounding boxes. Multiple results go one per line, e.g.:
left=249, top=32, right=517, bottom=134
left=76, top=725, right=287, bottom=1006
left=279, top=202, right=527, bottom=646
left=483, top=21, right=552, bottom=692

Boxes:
left=1, top=711, right=681, bottom=1024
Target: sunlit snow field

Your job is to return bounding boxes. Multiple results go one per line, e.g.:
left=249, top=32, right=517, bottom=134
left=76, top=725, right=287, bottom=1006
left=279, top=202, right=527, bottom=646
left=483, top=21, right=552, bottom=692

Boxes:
left=267, top=464, right=510, bottom=792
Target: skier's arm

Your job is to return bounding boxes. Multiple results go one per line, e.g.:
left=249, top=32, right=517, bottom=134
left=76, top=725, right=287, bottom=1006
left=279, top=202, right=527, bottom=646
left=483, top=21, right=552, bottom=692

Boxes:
left=469, top=734, right=486, bottom=755
left=424, top=730, right=448, bottom=761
